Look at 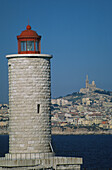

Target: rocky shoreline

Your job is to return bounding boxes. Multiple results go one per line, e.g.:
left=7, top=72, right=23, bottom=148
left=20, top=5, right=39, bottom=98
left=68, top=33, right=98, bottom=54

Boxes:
left=52, top=129, right=112, bottom=135
left=0, top=130, right=8, bottom=135
left=0, top=129, right=112, bottom=135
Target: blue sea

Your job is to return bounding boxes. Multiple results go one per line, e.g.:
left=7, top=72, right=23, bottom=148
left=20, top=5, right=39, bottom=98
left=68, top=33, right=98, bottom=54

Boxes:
left=0, top=135, right=112, bottom=169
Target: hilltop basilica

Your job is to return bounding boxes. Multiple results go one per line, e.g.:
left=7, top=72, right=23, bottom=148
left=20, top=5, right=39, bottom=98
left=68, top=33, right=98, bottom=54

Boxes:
left=80, top=75, right=101, bottom=94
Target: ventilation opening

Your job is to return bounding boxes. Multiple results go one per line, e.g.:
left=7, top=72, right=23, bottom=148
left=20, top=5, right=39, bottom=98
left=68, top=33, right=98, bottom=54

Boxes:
left=37, top=104, right=40, bottom=113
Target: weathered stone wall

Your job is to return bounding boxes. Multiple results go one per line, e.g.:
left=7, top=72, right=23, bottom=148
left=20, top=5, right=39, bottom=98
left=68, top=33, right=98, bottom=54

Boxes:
left=0, top=156, right=82, bottom=169
left=7, top=54, right=52, bottom=154
left=4, top=54, right=83, bottom=169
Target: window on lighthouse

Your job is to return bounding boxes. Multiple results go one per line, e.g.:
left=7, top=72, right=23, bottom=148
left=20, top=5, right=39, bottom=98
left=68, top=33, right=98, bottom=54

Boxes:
left=35, top=41, right=39, bottom=51
left=27, top=41, right=34, bottom=51
left=37, top=104, right=40, bottom=113
left=21, top=41, right=26, bottom=51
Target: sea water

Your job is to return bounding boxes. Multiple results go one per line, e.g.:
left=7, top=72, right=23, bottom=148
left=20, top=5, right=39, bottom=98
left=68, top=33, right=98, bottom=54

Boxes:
left=0, top=135, right=112, bottom=169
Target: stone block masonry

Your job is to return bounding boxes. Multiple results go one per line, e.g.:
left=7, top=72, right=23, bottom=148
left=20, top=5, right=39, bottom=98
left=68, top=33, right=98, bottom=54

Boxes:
left=0, top=156, right=82, bottom=169
left=7, top=54, right=53, bottom=155
left=0, top=54, right=83, bottom=169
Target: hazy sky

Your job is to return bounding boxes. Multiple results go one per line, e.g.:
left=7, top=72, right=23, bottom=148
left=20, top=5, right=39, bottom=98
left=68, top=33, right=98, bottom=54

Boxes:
left=0, top=0, right=112, bottom=103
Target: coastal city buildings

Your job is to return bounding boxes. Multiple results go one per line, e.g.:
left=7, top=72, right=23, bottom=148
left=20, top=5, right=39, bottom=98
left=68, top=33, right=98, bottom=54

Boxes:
left=0, top=76, right=112, bottom=134
left=51, top=76, right=112, bottom=134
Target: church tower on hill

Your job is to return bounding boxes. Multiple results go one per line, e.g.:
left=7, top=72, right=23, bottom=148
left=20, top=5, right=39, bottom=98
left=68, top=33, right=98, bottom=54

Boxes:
left=80, top=75, right=96, bottom=94
left=86, top=75, right=89, bottom=88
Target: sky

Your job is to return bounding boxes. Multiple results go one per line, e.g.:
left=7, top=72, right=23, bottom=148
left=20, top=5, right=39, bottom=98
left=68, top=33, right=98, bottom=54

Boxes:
left=0, top=0, right=112, bottom=103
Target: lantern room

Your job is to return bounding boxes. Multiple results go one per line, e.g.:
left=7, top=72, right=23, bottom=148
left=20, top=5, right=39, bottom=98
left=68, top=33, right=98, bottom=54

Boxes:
left=17, top=25, right=41, bottom=54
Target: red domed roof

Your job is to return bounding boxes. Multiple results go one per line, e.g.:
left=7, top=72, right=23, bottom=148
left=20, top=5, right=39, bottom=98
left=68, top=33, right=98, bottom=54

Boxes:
left=17, top=25, right=41, bottom=39
left=17, top=24, right=41, bottom=54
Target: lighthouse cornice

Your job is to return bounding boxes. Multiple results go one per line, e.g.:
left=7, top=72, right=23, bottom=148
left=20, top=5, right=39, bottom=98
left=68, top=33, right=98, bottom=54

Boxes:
left=6, top=53, right=53, bottom=59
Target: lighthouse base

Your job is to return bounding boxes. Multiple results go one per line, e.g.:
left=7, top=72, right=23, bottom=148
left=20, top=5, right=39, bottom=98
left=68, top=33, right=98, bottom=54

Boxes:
left=0, top=155, right=82, bottom=169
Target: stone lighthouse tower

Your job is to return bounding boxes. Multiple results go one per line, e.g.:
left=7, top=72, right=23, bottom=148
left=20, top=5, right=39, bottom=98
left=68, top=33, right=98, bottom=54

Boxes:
left=6, top=24, right=53, bottom=158
left=0, top=25, right=82, bottom=169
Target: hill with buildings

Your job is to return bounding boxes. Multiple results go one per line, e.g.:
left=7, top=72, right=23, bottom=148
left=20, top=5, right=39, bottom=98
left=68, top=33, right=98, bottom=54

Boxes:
left=0, top=76, right=112, bottom=135
left=51, top=76, right=112, bottom=134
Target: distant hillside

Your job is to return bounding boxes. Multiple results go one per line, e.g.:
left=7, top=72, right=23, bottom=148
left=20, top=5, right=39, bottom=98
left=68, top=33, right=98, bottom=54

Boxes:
left=51, top=88, right=112, bottom=135
left=62, top=92, right=84, bottom=103
left=54, top=89, right=112, bottom=105
left=94, top=90, right=112, bottom=96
